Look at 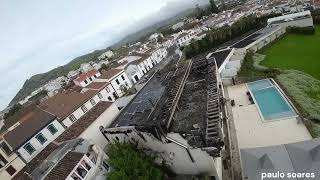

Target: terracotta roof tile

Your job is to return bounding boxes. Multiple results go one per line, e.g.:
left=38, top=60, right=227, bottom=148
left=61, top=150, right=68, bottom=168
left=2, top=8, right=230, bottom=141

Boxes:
left=44, top=151, right=84, bottom=180
left=55, top=101, right=112, bottom=142
left=13, top=143, right=59, bottom=180
left=3, top=107, right=56, bottom=150
left=74, top=69, right=98, bottom=82
left=40, top=90, right=99, bottom=120
left=98, top=69, right=123, bottom=80
left=84, top=82, right=109, bottom=90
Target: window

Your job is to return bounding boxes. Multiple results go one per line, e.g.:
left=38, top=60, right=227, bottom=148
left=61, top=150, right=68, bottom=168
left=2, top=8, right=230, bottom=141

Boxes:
left=89, top=77, right=92, bottom=81
left=36, top=133, right=47, bottom=145
left=103, top=160, right=110, bottom=171
left=5, top=165, right=16, bottom=176
left=1, top=142, right=12, bottom=156
left=108, top=96, right=112, bottom=101
left=23, top=143, right=35, bottom=155
left=97, top=93, right=103, bottom=99
left=71, top=172, right=81, bottom=180
left=47, top=124, right=58, bottom=135
left=84, top=80, right=88, bottom=84
left=94, top=75, right=97, bottom=78
left=69, top=114, right=77, bottom=122
left=76, top=165, right=88, bottom=178
left=121, top=75, right=125, bottom=80
left=115, top=79, right=120, bottom=85
left=81, top=105, right=88, bottom=113
left=81, top=160, right=91, bottom=170
left=90, top=99, right=96, bottom=106
left=0, top=153, right=8, bottom=168
left=106, top=87, right=110, bottom=93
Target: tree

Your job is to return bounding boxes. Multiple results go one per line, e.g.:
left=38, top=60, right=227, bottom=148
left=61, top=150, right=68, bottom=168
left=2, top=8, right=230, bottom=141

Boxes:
left=195, top=4, right=204, bottom=19
left=107, top=142, right=163, bottom=180
left=100, top=63, right=110, bottom=71
left=3, top=103, right=23, bottom=120
left=209, top=0, right=219, bottom=14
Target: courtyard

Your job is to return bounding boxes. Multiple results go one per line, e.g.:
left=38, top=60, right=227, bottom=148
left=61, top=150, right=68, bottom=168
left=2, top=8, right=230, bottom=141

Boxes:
left=227, top=83, right=312, bottom=149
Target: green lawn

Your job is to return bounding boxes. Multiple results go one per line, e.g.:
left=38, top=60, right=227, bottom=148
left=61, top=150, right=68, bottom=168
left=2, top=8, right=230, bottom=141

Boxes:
left=261, top=25, right=320, bottom=79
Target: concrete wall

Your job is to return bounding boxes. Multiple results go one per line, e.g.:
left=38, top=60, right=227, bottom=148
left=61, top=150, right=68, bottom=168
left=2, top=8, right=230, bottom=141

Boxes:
left=62, top=89, right=113, bottom=128
left=76, top=72, right=102, bottom=88
left=110, top=72, right=133, bottom=97
left=17, top=120, right=65, bottom=162
left=0, top=156, right=25, bottom=180
left=103, top=127, right=221, bottom=179
left=65, top=147, right=106, bottom=180
left=271, top=17, right=314, bottom=28
left=79, top=103, right=119, bottom=148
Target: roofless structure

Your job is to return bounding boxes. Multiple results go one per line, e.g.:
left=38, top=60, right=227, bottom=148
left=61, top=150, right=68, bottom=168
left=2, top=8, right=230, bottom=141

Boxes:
left=101, top=53, right=226, bottom=179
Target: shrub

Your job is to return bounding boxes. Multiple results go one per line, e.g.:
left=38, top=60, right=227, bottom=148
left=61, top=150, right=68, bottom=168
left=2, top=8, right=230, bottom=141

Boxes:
left=286, top=26, right=315, bottom=35
left=106, top=142, right=164, bottom=180
left=276, top=70, right=320, bottom=122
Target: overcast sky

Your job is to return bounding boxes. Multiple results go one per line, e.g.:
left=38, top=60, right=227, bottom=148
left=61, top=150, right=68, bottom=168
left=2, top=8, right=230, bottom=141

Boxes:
left=0, top=0, right=207, bottom=110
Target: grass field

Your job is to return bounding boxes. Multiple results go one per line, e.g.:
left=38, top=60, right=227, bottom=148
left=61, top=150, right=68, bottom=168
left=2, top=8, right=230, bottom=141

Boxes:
left=261, top=25, right=320, bottom=79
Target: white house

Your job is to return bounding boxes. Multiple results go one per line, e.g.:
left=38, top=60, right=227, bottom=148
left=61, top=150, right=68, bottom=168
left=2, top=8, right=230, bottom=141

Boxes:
left=149, top=33, right=163, bottom=42
left=98, top=50, right=114, bottom=60
left=80, top=63, right=94, bottom=73
left=96, top=69, right=133, bottom=98
left=125, top=59, right=147, bottom=84
left=67, top=70, right=79, bottom=79
left=30, top=138, right=111, bottom=180
left=161, top=36, right=175, bottom=48
left=40, top=87, right=113, bottom=129
left=267, top=10, right=314, bottom=28
left=2, top=107, right=65, bottom=163
left=0, top=140, right=26, bottom=179
left=73, top=69, right=101, bottom=87
left=54, top=101, right=120, bottom=148
left=175, top=32, right=194, bottom=47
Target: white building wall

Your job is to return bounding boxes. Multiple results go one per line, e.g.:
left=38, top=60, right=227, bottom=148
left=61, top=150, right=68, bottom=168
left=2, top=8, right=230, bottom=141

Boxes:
left=17, top=120, right=65, bottom=162
left=79, top=103, right=119, bottom=148
left=0, top=156, right=25, bottom=180
left=99, top=85, right=116, bottom=102
left=103, top=127, right=221, bottom=179
left=65, top=145, right=107, bottom=180
left=62, top=90, right=113, bottom=128
left=0, top=148, right=26, bottom=180
left=110, top=72, right=133, bottom=97
left=76, top=72, right=102, bottom=88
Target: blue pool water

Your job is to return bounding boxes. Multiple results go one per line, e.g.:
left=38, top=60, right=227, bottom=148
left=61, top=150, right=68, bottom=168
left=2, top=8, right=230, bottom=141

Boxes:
left=248, top=79, right=296, bottom=120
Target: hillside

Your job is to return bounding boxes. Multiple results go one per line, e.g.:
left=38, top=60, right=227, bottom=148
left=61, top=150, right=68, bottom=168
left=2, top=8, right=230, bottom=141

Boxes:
left=9, top=49, right=106, bottom=105
left=112, top=8, right=196, bottom=48
left=9, top=8, right=196, bottom=106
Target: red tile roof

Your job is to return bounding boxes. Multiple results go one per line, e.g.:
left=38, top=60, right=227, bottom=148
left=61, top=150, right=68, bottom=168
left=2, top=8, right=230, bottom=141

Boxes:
left=44, top=152, right=84, bottom=180
left=55, top=101, right=112, bottom=142
left=40, top=90, right=99, bottom=120
left=74, top=69, right=98, bottom=82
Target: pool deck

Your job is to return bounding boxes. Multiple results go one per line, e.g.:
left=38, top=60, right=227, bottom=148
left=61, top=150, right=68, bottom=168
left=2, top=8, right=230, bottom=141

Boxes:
left=227, top=84, right=312, bottom=149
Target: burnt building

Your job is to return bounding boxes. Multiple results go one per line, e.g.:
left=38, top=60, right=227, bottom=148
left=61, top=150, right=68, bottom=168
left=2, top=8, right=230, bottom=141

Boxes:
left=100, top=54, right=226, bottom=179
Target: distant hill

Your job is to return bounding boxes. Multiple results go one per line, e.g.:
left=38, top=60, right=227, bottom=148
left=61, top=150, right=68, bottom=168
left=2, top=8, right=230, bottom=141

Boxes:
left=9, top=8, right=196, bottom=106
left=9, top=49, right=106, bottom=105
left=112, top=8, right=196, bottom=48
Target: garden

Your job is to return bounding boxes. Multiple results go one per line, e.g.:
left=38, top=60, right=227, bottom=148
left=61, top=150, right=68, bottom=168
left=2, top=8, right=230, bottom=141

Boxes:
left=238, top=25, right=320, bottom=137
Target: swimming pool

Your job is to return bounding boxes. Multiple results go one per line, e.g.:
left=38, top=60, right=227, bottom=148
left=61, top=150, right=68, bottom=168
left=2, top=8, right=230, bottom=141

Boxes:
left=247, top=79, right=296, bottom=121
